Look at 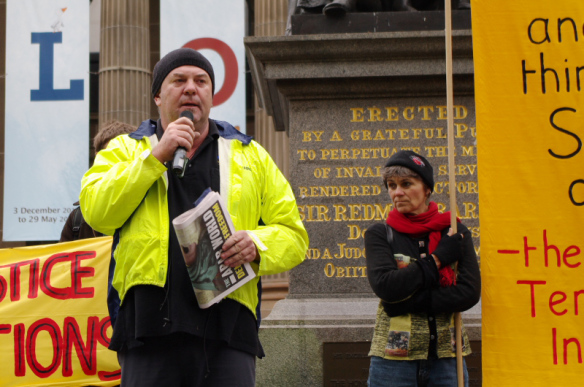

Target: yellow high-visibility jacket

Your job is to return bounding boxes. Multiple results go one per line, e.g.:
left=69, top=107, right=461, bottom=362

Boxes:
left=80, top=119, right=308, bottom=319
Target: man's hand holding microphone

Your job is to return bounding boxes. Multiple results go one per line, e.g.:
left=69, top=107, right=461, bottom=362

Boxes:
left=152, top=110, right=198, bottom=178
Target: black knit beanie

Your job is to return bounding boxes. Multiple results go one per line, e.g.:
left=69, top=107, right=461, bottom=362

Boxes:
left=384, top=150, right=435, bottom=192
left=151, top=48, right=215, bottom=98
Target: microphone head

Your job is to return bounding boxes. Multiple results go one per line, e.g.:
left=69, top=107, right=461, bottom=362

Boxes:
left=180, top=110, right=194, bottom=121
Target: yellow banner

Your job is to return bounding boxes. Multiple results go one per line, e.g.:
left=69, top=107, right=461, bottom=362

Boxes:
left=473, top=1, right=584, bottom=385
left=0, top=237, right=120, bottom=386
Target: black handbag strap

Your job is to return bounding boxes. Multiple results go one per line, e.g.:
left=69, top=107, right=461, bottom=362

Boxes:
left=72, top=207, right=83, bottom=240
left=384, top=223, right=394, bottom=245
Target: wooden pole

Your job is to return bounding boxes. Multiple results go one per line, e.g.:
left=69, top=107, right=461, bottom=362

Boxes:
left=443, top=1, right=464, bottom=386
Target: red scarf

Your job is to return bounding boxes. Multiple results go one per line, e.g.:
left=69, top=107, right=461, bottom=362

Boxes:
left=386, top=202, right=457, bottom=287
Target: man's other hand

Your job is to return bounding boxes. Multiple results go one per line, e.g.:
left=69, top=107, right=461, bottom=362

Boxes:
left=221, top=231, right=259, bottom=268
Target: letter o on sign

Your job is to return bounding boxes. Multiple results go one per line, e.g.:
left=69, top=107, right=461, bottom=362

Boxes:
left=183, top=38, right=238, bottom=107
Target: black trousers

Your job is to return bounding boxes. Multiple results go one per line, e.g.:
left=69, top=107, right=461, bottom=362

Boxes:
left=118, top=333, right=255, bottom=387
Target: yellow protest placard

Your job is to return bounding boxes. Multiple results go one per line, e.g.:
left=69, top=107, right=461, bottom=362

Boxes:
left=473, top=1, right=584, bottom=385
left=0, top=237, right=120, bottom=386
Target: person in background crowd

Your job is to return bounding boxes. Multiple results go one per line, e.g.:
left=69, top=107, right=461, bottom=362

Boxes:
left=79, top=48, right=309, bottom=387
left=364, top=150, right=480, bottom=387
left=59, top=120, right=136, bottom=242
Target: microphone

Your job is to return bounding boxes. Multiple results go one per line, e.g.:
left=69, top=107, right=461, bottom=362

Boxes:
left=172, top=110, right=193, bottom=178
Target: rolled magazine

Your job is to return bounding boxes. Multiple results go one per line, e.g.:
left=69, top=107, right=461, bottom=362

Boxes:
left=172, top=190, right=256, bottom=308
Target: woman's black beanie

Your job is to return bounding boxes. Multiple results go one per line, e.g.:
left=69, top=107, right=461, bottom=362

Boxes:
left=384, top=150, right=435, bottom=192
left=151, top=48, right=215, bottom=98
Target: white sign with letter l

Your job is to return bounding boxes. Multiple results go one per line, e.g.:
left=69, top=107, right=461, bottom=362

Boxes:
left=4, top=0, right=89, bottom=241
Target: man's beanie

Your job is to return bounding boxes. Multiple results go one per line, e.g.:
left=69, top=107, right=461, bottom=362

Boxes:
left=151, top=48, right=215, bottom=98
left=384, top=150, right=435, bottom=192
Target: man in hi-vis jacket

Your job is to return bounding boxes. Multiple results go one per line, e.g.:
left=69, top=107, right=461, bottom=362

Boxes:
left=80, top=48, right=308, bottom=387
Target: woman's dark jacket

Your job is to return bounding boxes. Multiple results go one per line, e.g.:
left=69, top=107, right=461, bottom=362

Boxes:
left=365, top=222, right=480, bottom=360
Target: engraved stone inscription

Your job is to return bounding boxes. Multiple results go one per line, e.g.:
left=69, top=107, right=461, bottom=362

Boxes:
left=289, top=97, right=478, bottom=295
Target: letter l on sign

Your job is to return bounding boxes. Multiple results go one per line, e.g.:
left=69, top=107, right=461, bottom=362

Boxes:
left=30, top=32, right=84, bottom=101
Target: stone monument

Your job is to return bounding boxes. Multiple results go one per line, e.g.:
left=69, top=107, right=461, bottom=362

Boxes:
left=245, top=10, right=481, bottom=386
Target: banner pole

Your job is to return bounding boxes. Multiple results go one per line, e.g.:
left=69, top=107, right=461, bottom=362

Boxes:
left=444, top=1, right=464, bottom=386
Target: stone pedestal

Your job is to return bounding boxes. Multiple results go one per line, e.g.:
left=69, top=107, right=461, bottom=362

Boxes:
left=245, top=24, right=481, bottom=386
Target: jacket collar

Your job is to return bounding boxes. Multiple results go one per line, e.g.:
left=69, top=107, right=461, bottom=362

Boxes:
left=130, top=119, right=253, bottom=145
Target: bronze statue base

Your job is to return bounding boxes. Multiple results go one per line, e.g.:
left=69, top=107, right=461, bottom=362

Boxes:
left=290, top=10, right=471, bottom=35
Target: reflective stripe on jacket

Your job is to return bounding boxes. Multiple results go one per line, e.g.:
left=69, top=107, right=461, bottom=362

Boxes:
left=80, top=119, right=308, bottom=319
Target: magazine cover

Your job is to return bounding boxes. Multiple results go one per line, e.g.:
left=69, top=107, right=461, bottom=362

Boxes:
left=172, top=190, right=256, bottom=308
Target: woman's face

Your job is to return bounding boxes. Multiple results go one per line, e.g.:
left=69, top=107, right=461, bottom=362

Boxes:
left=386, top=175, right=431, bottom=215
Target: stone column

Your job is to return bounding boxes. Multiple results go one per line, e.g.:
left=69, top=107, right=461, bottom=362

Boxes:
left=149, top=0, right=160, bottom=119
left=99, top=0, right=151, bottom=127
left=254, top=0, right=290, bottom=178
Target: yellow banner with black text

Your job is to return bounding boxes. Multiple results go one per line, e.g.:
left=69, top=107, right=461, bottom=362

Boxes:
left=473, top=1, right=584, bottom=385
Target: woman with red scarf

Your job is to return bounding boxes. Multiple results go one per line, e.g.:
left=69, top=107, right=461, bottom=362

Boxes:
left=365, top=150, right=480, bottom=387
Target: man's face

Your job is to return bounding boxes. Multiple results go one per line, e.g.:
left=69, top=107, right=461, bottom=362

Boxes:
left=154, top=65, right=213, bottom=129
